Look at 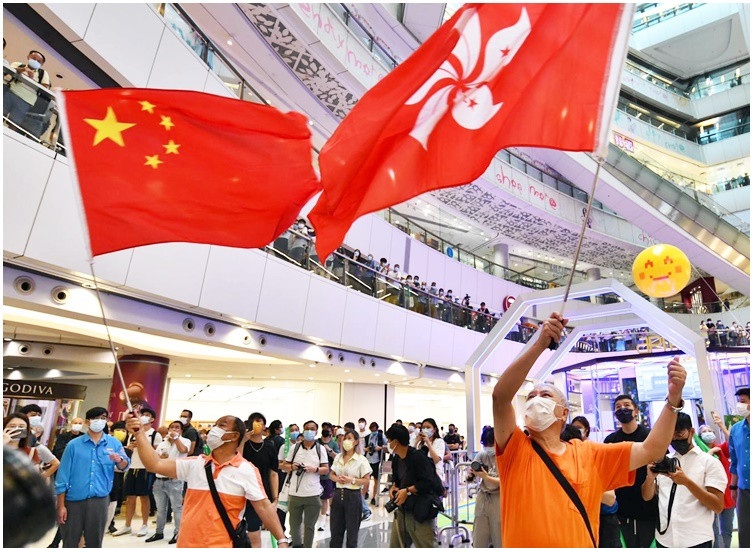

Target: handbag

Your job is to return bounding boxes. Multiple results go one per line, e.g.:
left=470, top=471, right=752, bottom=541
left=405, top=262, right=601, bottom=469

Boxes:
left=204, top=462, right=251, bottom=548
left=277, top=474, right=292, bottom=513
left=530, top=439, right=597, bottom=547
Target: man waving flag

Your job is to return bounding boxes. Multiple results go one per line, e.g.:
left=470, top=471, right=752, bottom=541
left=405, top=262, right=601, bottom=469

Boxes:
left=309, top=3, right=633, bottom=261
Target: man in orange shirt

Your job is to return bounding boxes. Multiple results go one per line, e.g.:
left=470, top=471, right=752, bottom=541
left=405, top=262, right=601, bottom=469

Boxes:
left=492, top=312, right=687, bottom=547
left=126, top=414, right=289, bottom=548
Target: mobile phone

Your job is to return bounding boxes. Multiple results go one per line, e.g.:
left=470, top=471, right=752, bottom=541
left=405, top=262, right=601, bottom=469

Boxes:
left=244, top=420, right=252, bottom=431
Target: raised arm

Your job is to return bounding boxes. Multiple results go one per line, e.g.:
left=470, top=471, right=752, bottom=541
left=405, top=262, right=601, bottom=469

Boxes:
left=492, top=313, right=566, bottom=453
left=712, top=412, right=730, bottom=441
left=629, top=357, right=686, bottom=471
left=125, top=414, right=178, bottom=479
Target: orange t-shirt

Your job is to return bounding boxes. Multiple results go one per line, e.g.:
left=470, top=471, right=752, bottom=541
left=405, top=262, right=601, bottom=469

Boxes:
left=496, top=428, right=635, bottom=547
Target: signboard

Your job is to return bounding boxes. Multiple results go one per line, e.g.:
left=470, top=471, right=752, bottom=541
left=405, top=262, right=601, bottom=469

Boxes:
left=3, top=379, right=87, bottom=400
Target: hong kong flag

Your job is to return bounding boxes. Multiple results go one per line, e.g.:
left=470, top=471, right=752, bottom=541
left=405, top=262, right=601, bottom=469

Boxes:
left=60, top=88, right=321, bottom=257
left=309, top=3, right=632, bottom=260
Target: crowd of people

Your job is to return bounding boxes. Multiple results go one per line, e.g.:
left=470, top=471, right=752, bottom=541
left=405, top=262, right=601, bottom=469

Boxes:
left=3, top=316, right=749, bottom=549
left=699, top=319, right=751, bottom=347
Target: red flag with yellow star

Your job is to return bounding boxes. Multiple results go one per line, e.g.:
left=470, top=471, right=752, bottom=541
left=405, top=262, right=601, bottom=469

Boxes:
left=59, top=88, right=321, bottom=256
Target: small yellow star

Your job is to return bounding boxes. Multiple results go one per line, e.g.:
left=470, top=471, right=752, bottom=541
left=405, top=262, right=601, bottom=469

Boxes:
left=84, top=107, right=136, bottom=147
left=139, top=101, right=156, bottom=114
left=163, top=140, right=180, bottom=155
left=159, top=116, right=175, bottom=130
left=144, top=155, right=163, bottom=169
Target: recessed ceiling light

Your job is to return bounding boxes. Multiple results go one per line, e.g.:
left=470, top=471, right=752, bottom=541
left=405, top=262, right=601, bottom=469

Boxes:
left=307, top=377, right=314, bottom=380
left=185, top=374, right=191, bottom=378
left=375, top=373, right=380, bottom=377
left=383, top=380, right=389, bottom=384
left=226, top=375, right=233, bottom=378
left=347, top=378, right=353, bottom=382
left=308, top=363, right=316, bottom=368
left=428, top=381, right=433, bottom=384
left=227, top=38, right=233, bottom=45
left=344, top=369, right=350, bottom=373
left=271, top=376, right=277, bottom=379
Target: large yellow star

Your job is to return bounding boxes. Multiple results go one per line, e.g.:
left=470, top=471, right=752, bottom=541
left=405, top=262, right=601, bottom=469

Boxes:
left=163, top=140, right=180, bottom=154
left=144, top=155, right=163, bottom=169
left=159, top=116, right=175, bottom=131
left=139, top=100, right=156, bottom=114
left=84, top=107, right=136, bottom=147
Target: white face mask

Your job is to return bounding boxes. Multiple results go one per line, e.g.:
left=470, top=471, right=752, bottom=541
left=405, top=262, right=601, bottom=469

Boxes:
left=524, top=396, right=563, bottom=432
left=421, top=428, right=434, bottom=438
left=700, top=431, right=716, bottom=444
left=206, top=426, right=232, bottom=450
left=28, top=416, right=42, bottom=427
left=736, top=402, right=750, bottom=417
left=342, top=439, right=355, bottom=451
left=27, top=59, right=41, bottom=70
left=408, top=426, right=415, bottom=432
left=140, top=416, right=152, bottom=425
left=179, top=417, right=189, bottom=425
left=71, top=423, right=83, bottom=433
left=89, top=419, right=107, bottom=433
left=359, top=423, right=366, bottom=431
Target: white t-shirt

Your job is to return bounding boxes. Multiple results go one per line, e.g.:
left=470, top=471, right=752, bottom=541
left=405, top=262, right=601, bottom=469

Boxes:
left=28, top=444, right=56, bottom=464
left=155, top=436, right=191, bottom=462
left=413, top=435, right=447, bottom=481
left=654, top=447, right=727, bottom=548
left=284, top=442, right=329, bottom=497
left=129, top=429, right=162, bottom=469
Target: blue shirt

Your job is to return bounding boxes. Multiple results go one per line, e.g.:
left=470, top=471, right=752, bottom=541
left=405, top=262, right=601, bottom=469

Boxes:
left=728, top=418, right=750, bottom=490
left=55, top=433, right=130, bottom=500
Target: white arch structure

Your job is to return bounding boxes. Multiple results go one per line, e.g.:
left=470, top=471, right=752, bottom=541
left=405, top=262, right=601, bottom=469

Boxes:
left=464, top=278, right=719, bottom=455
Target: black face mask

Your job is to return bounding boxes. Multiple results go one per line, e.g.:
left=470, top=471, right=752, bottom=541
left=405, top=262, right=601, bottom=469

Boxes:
left=614, top=408, right=634, bottom=424
left=671, top=438, right=692, bottom=455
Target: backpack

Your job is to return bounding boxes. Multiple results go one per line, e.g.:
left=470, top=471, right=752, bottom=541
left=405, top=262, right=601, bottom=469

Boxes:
left=288, top=441, right=325, bottom=487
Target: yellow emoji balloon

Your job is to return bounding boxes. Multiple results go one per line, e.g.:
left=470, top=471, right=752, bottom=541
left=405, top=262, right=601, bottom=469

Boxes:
left=632, top=244, right=691, bottom=298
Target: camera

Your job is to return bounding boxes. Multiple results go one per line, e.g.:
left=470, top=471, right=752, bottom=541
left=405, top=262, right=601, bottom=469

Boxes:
left=652, top=456, right=679, bottom=474
left=366, top=445, right=375, bottom=455
left=384, top=499, right=399, bottom=513
left=295, top=465, right=307, bottom=476
left=471, top=461, right=487, bottom=472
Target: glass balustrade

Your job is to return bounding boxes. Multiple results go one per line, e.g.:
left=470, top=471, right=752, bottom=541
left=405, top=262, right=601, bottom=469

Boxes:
left=632, top=3, right=705, bottom=32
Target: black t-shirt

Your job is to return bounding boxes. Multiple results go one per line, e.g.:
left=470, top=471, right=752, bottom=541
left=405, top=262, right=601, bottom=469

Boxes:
left=182, top=425, right=200, bottom=456
left=444, top=433, right=461, bottom=446
left=242, top=439, right=279, bottom=498
left=603, top=425, right=659, bottom=521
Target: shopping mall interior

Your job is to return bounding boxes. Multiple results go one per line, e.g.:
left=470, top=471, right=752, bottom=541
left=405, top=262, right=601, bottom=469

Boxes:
left=3, top=2, right=750, bottom=548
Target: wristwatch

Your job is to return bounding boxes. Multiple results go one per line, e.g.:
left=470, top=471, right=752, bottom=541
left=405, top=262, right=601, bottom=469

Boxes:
left=277, top=537, right=290, bottom=545
left=665, top=396, right=685, bottom=413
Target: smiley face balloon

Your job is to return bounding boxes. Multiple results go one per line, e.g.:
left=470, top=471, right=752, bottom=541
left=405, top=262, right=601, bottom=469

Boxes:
left=632, top=244, right=691, bottom=298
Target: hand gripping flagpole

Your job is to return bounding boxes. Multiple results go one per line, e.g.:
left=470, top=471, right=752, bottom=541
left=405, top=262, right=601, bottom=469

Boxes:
left=56, top=88, right=133, bottom=414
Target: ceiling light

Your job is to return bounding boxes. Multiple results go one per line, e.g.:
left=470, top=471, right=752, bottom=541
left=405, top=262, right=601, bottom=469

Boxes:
left=227, top=38, right=233, bottom=46
left=344, top=369, right=350, bottom=373
left=374, top=373, right=380, bottom=377
left=185, top=374, right=191, bottom=378
left=307, top=377, right=314, bottom=381
left=347, top=378, right=353, bottom=382
left=227, top=375, right=233, bottom=378
left=271, top=376, right=277, bottom=379
left=308, top=363, right=316, bottom=368
left=383, top=380, right=389, bottom=384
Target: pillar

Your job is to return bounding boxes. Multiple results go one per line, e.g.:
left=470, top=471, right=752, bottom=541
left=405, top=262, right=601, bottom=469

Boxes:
left=107, top=355, right=169, bottom=425
left=493, top=243, right=509, bottom=278
left=586, top=268, right=601, bottom=304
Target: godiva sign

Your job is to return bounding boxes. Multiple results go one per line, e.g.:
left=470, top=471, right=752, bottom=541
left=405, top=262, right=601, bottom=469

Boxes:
left=3, top=379, right=87, bottom=400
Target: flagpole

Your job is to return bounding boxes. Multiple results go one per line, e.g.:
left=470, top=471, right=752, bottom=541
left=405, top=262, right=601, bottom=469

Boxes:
left=551, top=157, right=603, bottom=348
left=56, top=88, right=133, bottom=414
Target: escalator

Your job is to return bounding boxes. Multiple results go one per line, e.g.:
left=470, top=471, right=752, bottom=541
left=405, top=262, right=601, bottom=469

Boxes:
left=523, top=144, right=750, bottom=294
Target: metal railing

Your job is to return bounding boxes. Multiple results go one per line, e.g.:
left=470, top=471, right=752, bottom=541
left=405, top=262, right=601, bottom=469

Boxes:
left=632, top=3, right=705, bottom=32
left=328, top=4, right=399, bottom=69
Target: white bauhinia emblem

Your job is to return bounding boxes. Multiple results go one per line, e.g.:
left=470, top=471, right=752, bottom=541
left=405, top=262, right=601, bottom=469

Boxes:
left=406, top=7, right=532, bottom=149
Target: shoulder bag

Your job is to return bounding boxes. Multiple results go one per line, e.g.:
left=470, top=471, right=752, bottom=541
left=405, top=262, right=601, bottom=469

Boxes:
left=204, top=462, right=251, bottom=548
left=530, top=439, right=597, bottom=547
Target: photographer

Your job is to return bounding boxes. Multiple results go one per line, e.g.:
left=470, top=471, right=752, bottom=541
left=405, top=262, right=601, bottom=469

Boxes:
left=365, top=422, right=387, bottom=505
left=385, top=424, right=443, bottom=548
left=469, top=426, right=501, bottom=548
left=281, top=420, right=329, bottom=548
left=641, top=413, right=726, bottom=548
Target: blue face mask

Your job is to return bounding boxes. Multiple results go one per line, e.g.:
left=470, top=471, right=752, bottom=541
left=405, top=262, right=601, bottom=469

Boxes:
left=303, top=430, right=316, bottom=441
left=289, top=431, right=300, bottom=441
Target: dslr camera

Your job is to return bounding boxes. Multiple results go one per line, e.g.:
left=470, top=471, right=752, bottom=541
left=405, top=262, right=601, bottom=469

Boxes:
left=467, top=460, right=488, bottom=482
left=652, top=456, right=679, bottom=474
left=384, top=499, right=399, bottom=513
left=295, top=464, right=307, bottom=476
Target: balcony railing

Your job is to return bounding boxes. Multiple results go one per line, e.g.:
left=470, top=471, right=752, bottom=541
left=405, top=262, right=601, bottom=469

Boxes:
left=632, top=3, right=705, bottom=32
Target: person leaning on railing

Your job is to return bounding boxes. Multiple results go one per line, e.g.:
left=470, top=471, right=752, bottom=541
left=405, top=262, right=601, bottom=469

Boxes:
left=3, top=50, right=50, bottom=127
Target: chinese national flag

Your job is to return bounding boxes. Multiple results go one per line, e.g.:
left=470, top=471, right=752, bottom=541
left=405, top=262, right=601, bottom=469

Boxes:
left=309, top=3, right=632, bottom=260
left=60, top=88, right=321, bottom=256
